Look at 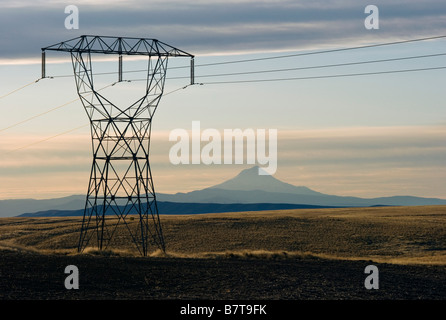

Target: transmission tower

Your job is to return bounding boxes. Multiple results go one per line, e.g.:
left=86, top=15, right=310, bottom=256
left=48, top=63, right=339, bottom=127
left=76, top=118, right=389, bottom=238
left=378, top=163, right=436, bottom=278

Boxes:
left=42, top=35, right=194, bottom=256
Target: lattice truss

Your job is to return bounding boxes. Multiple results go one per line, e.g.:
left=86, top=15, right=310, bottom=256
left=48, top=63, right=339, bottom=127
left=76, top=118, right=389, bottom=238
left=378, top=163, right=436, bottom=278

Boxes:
left=42, top=36, right=194, bottom=256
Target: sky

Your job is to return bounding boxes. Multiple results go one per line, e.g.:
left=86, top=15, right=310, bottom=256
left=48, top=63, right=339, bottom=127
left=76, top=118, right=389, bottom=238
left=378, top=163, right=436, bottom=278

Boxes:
left=0, top=0, right=445, bottom=200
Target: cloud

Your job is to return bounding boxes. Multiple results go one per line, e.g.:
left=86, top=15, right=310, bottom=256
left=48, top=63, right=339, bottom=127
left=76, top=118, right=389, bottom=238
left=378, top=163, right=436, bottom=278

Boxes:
left=1, top=0, right=445, bottom=62
left=1, top=125, right=444, bottom=199
left=278, top=125, right=446, bottom=166
left=274, top=125, right=446, bottom=198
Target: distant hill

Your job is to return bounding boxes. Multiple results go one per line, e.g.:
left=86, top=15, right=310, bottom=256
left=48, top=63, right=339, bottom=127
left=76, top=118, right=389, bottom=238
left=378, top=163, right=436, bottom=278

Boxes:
left=0, top=195, right=85, bottom=218
left=158, top=166, right=446, bottom=207
left=2, top=166, right=446, bottom=218
left=18, top=201, right=339, bottom=217
left=158, top=188, right=446, bottom=207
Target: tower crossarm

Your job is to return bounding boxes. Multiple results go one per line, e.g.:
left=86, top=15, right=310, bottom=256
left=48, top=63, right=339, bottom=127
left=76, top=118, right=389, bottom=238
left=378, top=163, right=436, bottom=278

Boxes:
left=41, top=35, right=194, bottom=57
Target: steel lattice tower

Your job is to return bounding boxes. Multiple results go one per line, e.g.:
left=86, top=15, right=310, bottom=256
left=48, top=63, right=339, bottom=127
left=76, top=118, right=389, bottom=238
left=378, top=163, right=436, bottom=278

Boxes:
left=42, top=35, right=194, bottom=256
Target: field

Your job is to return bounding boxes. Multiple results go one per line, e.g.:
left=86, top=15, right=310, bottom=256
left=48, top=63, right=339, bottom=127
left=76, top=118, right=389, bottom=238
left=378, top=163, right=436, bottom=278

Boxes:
left=1, top=205, right=446, bottom=300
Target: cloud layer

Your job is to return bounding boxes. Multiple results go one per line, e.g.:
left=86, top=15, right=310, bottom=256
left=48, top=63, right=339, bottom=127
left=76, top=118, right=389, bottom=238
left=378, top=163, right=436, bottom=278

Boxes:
left=1, top=125, right=444, bottom=199
left=1, top=0, right=446, bottom=62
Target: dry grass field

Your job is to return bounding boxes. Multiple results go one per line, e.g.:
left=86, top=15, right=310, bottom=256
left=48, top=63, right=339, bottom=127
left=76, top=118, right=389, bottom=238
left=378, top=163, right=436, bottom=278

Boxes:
left=1, top=205, right=446, bottom=300
left=2, top=205, right=445, bottom=264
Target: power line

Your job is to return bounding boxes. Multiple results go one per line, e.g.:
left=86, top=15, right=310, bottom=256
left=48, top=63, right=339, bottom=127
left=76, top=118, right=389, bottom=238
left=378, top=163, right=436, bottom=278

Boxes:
left=3, top=35, right=445, bottom=150
left=2, top=49, right=445, bottom=132
left=0, top=82, right=116, bottom=133
left=6, top=49, right=444, bottom=97
left=163, top=83, right=196, bottom=96
left=192, top=35, right=446, bottom=68
left=2, top=84, right=194, bottom=153
left=45, top=35, right=446, bottom=79
left=3, top=65, right=442, bottom=153
left=125, top=62, right=446, bottom=84
left=200, top=66, right=446, bottom=85
left=0, top=78, right=41, bottom=100
left=163, top=52, right=446, bottom=80
left=7, top=61, right=440, bottom=152
left=4, top=124, right=89, bottom=155
left=0, top=98, right=78, bottom=134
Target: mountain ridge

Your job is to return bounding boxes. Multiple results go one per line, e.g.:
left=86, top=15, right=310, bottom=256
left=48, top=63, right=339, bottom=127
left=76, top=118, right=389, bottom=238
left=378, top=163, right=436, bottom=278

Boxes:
left=1, top=166, right=446, bottom=217
left=207, top=165, right=323, bottom=196
left=18, top=201, right=341, bottom=217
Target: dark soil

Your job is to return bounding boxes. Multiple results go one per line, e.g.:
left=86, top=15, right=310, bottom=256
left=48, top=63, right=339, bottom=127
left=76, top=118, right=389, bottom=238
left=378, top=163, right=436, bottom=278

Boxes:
left=1, top=248, right=445, bottom=300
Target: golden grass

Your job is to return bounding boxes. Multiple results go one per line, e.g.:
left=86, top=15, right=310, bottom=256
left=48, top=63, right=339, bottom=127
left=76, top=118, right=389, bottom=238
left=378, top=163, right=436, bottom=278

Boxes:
left=1, top=205, right=445, bottom=265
